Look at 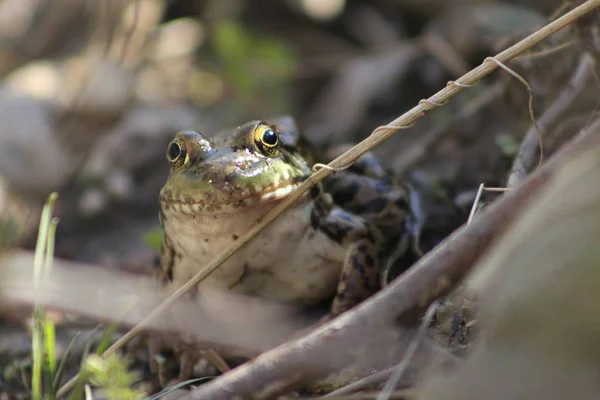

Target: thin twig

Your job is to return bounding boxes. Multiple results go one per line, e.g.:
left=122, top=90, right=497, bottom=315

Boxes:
left=467, top=185, right=513, bottom=225
left=376, top=301, right=439, bottom=400
left=487, top=56, right=544, bottom=166
left=467, top=184, right=485, bottom=226
left=323, top=367, right=398, bottom=398
left=507, top=53, right=595, bottom=188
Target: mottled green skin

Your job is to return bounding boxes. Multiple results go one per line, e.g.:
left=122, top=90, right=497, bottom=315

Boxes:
left=159, top=116, right=420, bottom=316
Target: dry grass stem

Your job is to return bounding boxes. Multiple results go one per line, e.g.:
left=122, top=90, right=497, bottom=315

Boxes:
left=467, top=185, right=513, bottom=225
left=486, top=57, right=543, bottom=166
left=507, top=53, right=596, bottom=188
left=376, top=301, right=439, bottom=400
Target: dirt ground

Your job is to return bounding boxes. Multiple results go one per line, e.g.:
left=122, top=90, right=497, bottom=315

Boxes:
left=0, top=0, right=599, bottom=398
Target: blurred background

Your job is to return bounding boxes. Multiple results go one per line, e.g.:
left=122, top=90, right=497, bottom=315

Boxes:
left=0, top=0, right=598, bottom=396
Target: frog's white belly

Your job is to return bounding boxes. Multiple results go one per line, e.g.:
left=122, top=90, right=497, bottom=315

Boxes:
left=162, top=200, right=347, bottom=305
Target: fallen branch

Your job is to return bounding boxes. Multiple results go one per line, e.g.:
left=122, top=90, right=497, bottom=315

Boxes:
left=181, top=116, right=600, bottom=400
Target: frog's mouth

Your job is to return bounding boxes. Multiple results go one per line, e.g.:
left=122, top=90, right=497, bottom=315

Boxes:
left=238, top=181, right=306, bottom=207
left=259, top=182, right=302, bottom=201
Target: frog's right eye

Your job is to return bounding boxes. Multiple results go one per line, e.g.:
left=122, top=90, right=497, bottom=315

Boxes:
left=253, top=123, right=281, bottom=157
left=166, top=140, right=187, bottom=168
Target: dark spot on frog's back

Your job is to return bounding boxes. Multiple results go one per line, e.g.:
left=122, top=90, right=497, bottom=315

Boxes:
left=375, top=181, right=390, bottom=193
left=309, top=185, right=321, bottom=199
left=310, top=200, right=328, bottom=229
left=331, top=182, right=360, bottom=203
left=365, top=230, right=376, bottom=243
left=351, top=256, right=365, bottom=275
left=232, top=234, right=239, bottom=240
left=394, top=196, right=409, bottom=209
left=322, top=224, right=352, bottom=243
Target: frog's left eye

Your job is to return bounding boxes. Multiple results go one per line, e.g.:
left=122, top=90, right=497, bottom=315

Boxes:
left=254, top=124, right=280, bottom=155
left=167, top=141, right=183, bottom=162
left=166, top=138, right=188, bottom=169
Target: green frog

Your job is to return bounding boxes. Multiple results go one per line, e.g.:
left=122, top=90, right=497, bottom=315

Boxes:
left=158, top=116, right=423, bottom=318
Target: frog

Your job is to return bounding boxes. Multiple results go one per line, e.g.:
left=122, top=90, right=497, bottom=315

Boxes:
left=158, top=116, right=423, bottom=319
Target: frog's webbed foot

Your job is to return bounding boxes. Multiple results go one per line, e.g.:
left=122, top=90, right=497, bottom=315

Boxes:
left=128, top=332, right=222, bottom=388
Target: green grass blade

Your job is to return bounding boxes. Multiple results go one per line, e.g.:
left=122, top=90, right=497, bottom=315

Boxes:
left=43, top=315, right=56, bottom=399
left=95, top=322, right=119, bottom=356
left=31, top=308, right=43, bottom=400
left=31, top=193, right=58, bottom=400
left=33, top=193, right=58, bottom=286
left=53, top=331, right=82, bottom=393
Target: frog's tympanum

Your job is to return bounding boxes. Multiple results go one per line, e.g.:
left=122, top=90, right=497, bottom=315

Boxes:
left=159, top=116, right=422, bottom=319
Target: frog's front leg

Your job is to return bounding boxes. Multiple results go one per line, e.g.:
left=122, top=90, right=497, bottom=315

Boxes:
left=313, top=199, right=384, bottom=318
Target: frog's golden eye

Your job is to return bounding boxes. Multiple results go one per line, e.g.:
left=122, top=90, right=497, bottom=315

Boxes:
left=166, top=139, right=187, bottom=168
left=254, top=124, right=280, bottom=156
left=261, top=128, right=278, bottom=147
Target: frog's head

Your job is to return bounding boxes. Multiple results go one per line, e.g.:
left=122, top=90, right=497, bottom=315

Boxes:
left=159, top=116, right=313, bottom=214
